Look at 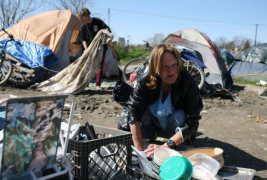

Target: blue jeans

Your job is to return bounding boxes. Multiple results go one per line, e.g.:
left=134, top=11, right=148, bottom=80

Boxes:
left=139, top=109, right=185, bottom=139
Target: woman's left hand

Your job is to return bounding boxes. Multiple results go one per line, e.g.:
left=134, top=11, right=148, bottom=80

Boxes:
left=144, top=143, right=169, bottom=157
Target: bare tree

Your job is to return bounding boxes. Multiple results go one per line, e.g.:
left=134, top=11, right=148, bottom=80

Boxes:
left=214, top=36, right=228, bottom=48
left=214, top=35, right=253, bottom=51
left=225, top=41, right=235, bottom=50
left=147, top=37, right=154, bottom=47
left=147, top=33, right=165, bottom=47
left=232, top=36, right=253, bottom=49
left=232, top=36, right=244, bottom=48
left=47, top=0, right=94, bottom=14
left=0, top=0, right=44, bottom=28
left=154, top=33, right=165, bottom=45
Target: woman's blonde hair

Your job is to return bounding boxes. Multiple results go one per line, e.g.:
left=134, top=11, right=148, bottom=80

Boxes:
left=79, top=7, right=91, bottom=17
left=146, top=44, right=183, bottom=89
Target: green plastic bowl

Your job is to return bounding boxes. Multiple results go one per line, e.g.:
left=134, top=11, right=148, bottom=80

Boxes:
left=159, top=156, right=193, bottom=180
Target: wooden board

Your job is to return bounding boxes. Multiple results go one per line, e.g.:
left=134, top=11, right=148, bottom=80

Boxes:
left=6, top=54, right=36, bottom=83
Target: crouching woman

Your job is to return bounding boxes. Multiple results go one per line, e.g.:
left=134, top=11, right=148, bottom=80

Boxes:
left=127, top=44, right=203, bottom=157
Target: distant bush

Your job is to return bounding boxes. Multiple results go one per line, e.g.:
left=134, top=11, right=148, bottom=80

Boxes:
left=233, top=79, right=259, bottom=85
left=115, top=45, right=150, bottom=64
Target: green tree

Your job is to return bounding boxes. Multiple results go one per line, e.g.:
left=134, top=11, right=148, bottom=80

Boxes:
left=243, top=40, right=250, bottom=50
left=225, top=41, right=235, bottom=50
left=116, top=44, right=150, bottom=63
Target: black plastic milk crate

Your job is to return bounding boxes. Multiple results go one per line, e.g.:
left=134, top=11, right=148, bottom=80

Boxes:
left=68, top=125, right=132, bottom=180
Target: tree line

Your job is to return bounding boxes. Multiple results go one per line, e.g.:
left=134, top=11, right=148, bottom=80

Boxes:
left=214, top=36, right=254, bottom=52
left=0, top=0, right=93, bottom=28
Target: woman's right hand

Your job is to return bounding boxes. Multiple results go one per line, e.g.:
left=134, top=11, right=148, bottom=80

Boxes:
left=144, top=143, right=169, bottom=157
left=130, top=121, right=144, bottom=151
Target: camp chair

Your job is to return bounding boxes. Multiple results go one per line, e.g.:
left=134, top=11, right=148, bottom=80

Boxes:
left=0, top=94, right=75, bottom=180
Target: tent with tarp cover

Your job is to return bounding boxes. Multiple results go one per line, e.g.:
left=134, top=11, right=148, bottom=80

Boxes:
left=0, top=39, right=58, bottom=85
left=228, top=43, right=267, bottom=82
left=0, top=10, right=82, bottom=86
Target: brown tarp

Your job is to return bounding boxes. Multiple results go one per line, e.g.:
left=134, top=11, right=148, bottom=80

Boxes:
left=0, top=10, right=82, bottom=52
left=33, top=29, right=113, bottom=94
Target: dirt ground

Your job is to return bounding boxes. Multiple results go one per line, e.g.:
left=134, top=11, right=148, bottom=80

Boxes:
left=0, top=81, right=267, bottom=179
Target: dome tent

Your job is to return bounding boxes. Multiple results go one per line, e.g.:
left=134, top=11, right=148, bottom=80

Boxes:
left=163, top=28, right=233, bottom=92
left=0, top=10, right=82, bottom=73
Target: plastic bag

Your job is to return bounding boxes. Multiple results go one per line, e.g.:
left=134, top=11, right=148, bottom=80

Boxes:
left=117, top=107, right=130, bottom=131
left=112, top=80, right=133, bottom=106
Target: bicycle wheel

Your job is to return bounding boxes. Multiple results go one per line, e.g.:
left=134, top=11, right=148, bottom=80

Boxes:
left=186, top=63, right=205, bottom=90
left=0, top=59, right=13, bottom=85
left=122, top=58, right=148, bottom=87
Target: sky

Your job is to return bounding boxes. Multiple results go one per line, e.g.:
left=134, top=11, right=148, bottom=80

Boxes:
left=36, top=0, right=267, bottom=45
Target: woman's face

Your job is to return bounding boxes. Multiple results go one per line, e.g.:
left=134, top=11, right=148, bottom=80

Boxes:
left=160, top=52, right=178, bottom=86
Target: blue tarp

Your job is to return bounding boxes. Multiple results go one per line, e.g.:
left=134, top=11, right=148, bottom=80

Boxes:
left=0, top=39, right=58, bottom=84
left=182, top=51, right=206, bottom=69
left=220, top=49, right=235, bottom=59
left=220, top=49, right=235, bottom=66
left=0, top=38, right=58, bottom=69
left=174, top=44, right=206, bottom=69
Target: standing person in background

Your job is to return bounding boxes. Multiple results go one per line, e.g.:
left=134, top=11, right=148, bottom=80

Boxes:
left=79, top=7, right=111, bottom=89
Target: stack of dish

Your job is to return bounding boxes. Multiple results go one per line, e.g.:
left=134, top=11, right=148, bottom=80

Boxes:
left=153, top=148, right=193, bottom=180
left=153, top=147, right=182, bottom=166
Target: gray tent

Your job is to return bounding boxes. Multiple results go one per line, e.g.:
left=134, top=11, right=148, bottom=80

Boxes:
left=164, top=28, right=233, bottom=92
left=228, top=43, right=267, bottom=82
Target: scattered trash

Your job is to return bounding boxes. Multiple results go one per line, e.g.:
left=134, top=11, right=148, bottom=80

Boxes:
left=76, top=133, right=88, bottom=141
left=233, top=97, right=255, bottom=104
left=247, top=115, right=267, bottom=123
left=256, top=80, right=267, bottom=86
left=74, top=114, right=82, bottom=120
left=61, top=122, right=80, bottom=140
left=64, top=103, right=71, bottom=111
left=260, top=89, right=267, bottom=100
